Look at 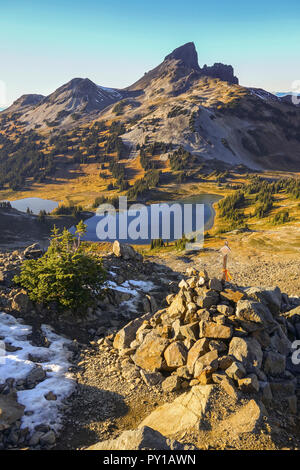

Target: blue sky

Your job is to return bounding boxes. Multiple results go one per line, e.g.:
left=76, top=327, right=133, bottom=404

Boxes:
left=1, top=0, right=300, bottom=105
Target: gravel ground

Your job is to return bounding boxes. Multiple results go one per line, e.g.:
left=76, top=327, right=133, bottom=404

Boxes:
left=150, top=249, right=300, bottom=298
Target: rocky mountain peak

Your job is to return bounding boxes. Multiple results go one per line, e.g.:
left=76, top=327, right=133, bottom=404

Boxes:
left=164, top=42, right=200, bottom=71
left=201, top=63, right=239, bottom=85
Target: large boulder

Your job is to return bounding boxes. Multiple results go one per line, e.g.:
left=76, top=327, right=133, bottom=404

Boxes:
left=228, top=337, right=263, bottom=373
left=236, top=300, right=274, bottom=326
left=133, top=332, right=169, bottom=372
left=245, top=287, right=282, bottom=315
left=112, top=241, right=142, bottom=261
left=140, top=385, right=217, bottom=437
left=164, top=341, right=187, bottom=368
left=87, top=426, right=187, bottom=450
left=113, top=313, right=152, bottom=350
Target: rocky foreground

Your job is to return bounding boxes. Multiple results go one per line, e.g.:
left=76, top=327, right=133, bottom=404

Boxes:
left=1, top=243, right=300, bottom=450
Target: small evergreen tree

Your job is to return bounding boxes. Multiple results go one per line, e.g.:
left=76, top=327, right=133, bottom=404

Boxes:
left=14, top=222, right=106, bottom=314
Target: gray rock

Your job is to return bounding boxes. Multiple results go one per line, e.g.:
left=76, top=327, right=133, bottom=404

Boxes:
left=113, top=313, right=152, bottom=350
left=228, top=337, right=263, bottom=373
left=236, top=300, right=275, bottom=326
left=26, top=366, right=46, bottom=386
left=87, top=426, right=189, bottom=450
left=39, top=430, right=56, bottom=446
left=29, top=431, right=44, bottom=446
left=209, top=278, right=223, bottom=292
left=263, top=351, right=286, bottom=376
left=245, top=286, right=282, bottom=315
left=112, top=241, right=142, bottom=261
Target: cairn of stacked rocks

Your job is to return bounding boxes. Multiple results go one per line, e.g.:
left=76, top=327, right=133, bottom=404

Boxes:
left=114, top=267, right=299, bottom=413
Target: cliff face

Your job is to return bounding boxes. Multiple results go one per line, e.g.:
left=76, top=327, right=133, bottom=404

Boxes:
left=200, top=63, right=239, bottom=84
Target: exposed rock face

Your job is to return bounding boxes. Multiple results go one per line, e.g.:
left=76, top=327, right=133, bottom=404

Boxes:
left=164, top=42, right=201, bottom=71
left=200, top=63, right=239, bottom=84
left=2, top=94, right=45, bottom=114
left=245, top=287, right=282, bottom=315
left=87, top=426, right=191, bottom=450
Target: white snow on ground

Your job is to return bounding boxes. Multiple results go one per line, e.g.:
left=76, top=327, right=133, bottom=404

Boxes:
left=106, top=280, right=137, bottom=295
left=127, top=280, right=155, bottom=292
left=248, top=88, right=279, bottom=102
left=0, top=313, right=75, bottom=433
left=97, top=85, right=122, bottom=99
left=106, top=278, right=155, bottom=295
left=106, top=277, right=156, bottom=316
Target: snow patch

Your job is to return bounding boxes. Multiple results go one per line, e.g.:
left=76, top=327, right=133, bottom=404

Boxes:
left=106, top=279, right=155, bottom=315
left=97, top=86, right=122, bottom=100
left=248, top=88, right=279, bottom=102
left=0, top=313, right=75, bottom=434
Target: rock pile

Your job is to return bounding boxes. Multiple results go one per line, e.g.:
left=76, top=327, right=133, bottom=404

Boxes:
left=114, top=267, right=299, bottom=414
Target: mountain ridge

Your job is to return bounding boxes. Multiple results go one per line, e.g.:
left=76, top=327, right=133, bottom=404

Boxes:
left=1, top=42, right=300, bottom=171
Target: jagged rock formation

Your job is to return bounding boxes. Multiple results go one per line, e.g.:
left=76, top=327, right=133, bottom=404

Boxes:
left=164, top=42, right=201, bottom=71
left=200, top=63, right=238, bottom=84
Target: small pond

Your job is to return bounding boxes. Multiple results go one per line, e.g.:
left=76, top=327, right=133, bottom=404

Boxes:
left=2, top=198, right=59, bottom=215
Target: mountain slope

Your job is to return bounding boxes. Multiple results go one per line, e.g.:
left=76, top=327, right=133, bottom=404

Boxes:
left=2, top=94, right=45, bottom=115
left=0, top=42, right=300, bottom=171
left=2, top=78, right=139, bottom=130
